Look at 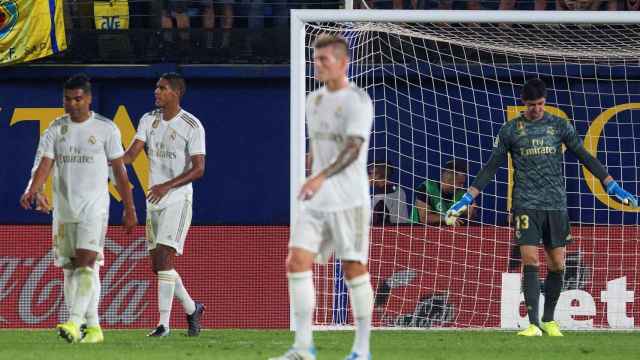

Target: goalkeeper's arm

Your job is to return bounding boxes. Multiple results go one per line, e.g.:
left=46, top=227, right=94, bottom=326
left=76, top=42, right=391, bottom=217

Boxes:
left=568, top=148, right=638, bottom=207
left=563, top=126, right=638, bottom=207
left=446, top=146, right=507, bottom=221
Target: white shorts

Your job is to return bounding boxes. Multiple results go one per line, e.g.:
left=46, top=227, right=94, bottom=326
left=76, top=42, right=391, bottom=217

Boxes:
left=146, top=200, right=192, bottom=255
left=290, top=205, right=370, bottom=264
left=52, top=216, right=108, bottom=268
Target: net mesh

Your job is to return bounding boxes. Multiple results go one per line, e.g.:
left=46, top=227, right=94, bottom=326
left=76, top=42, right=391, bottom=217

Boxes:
left=303, top=21, right=640, bottom=329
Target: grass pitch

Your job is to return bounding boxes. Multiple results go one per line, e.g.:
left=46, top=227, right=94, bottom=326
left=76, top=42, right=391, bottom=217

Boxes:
left=1, top=329, right=638, bottom=360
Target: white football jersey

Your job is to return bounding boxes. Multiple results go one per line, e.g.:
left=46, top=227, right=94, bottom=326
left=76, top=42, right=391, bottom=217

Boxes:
left=305, top=83, right=374, bottom=211
left=40, top=112, right=124, bottom=222
left=135, top=108, right=206, bottom=210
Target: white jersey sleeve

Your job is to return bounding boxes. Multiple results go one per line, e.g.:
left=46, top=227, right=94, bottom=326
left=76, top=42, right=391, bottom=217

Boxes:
left=134, top=112, right=153, bottom=143
left=187, top=124, right=206, bottom=156
left=31, top=131, right=52, bottom=175
left=344, top=90, right=373, bottom=140
left=105, top=124, right=125, bottom=160
left=40, top=123, right=58, bottom=160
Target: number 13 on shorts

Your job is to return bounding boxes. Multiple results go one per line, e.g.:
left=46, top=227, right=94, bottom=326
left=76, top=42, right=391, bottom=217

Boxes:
left=515, top=214, right=529, bottom=230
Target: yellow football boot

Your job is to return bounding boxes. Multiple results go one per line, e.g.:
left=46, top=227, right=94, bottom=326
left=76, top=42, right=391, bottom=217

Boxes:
left=540, top=320, right=564, bottom=337
left=80, top=325, right=104, bottom=343
left=56, top=321, right=81, bottom=343
left=517, top=324, right=542, bottom=336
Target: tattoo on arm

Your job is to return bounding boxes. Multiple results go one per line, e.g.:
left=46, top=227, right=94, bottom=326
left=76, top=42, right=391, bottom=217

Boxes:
left=320, top=136, right=364, bottom=178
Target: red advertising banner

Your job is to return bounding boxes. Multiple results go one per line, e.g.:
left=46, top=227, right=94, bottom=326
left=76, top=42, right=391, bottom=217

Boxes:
left=0, top=226, right=290, bottom=329
left=1, top=225, right=638, bottom=329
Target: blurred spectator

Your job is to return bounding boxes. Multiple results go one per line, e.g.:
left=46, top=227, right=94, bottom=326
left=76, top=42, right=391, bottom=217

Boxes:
left=363, top=0, right=484, bottom=11
left=628, top=0, right=640, bottom=9
left=162, top=1, right=211, bottom=30
left=161, top=1, right=233, bottom=48
left=244, top=0, right=289, bottom=29
left=240, top=0, right=290, bottom=53
left=411, top=159, right=475, bottom=226
left=369, top=162, right=410, bottom=225
left=362, top=0, right=415, bottom=8
left=499, top=0, right=547, bottom=11
left=162, top=0, right=234, bottom=48
left=215, top=1, right=235, bottom=48
left=133, top=0, right=162, bottom=28
left=556, top=0, right=619, bottom=10
left=67, top=0, right=94, bottom=29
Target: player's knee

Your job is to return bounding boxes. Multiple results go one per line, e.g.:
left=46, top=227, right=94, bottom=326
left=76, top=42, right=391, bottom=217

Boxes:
left=520, top=251, right=539, bottom=266
left=74, top=251, right=97, bottom=268
left=150, top=256, right=166, bottom=273
left=286, top=255, right=311, bottom=273
left=286, top=248, right=314, bottom=273
left=285, top=258, right=303, bottom=273
left=521, top=256, right=539, bottom=267
left=342, top=261, right=367, bottom=280
left=152, top=246, right=175, bottom=271
left=152, top=261, right=172, bottom=272
left=548, top=263, right=565, bottom=273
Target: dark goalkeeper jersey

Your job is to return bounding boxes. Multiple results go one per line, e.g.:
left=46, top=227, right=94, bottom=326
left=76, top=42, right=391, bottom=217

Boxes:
left=471, top=112, right=609, bottom=210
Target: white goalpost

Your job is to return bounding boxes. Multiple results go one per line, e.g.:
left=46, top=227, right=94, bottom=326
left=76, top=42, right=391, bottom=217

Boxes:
left=290, top=10, right=640, bottom=330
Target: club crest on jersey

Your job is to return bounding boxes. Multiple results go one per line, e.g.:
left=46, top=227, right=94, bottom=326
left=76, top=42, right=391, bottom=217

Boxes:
left=88, top=135, right=96, bottom=145
left=516, top=121, right=526, bottom=136
left=61, top=125, right=68, bottom=135
left=170, top=130, right=177, bottom=140
left=546, top=127, right=556, bottom=136
left=314, top=94, right=323, bottom=106
left=334, top=106, right=343, bottom=119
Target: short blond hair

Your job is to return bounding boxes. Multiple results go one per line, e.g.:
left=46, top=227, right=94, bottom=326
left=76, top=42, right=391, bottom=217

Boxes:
left=313, top=33, right=349, bottom=58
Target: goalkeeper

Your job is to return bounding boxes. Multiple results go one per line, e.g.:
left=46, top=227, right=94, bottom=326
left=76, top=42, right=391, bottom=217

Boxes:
left=447, top=78, right=638, bottom=337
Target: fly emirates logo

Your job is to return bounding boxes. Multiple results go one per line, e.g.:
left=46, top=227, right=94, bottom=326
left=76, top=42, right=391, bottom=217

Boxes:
left=56, top=145, right=95, bottom=164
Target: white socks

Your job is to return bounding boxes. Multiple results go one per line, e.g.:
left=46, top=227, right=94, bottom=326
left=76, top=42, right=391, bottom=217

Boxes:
left=85, top=266, right=101, bottom=327
left=288, top=271, right=315, bottom=350
left=346, top=273, right=373, bottom=356
left=64, top=265, right=100, bottom=327
left=157, top=270, right=177, bottom=327
left=63, top=268, right=76, bottom=313
left=158, top=269, right=197, bottom=327
left=174, top=272, right=196, bottom=315
left=69, top=267, right=95, bottom=325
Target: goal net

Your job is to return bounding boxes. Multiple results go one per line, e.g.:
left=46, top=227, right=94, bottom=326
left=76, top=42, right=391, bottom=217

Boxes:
left=290, top=10, right=640, bottom=330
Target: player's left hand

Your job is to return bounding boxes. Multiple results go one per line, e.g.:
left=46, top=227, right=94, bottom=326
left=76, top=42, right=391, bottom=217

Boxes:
left=20, top=190, right=37, bottom=210
left=298, top=174, right=326, bottom=201
left=147, top=183, right=171, bottom=204
left=606, top=180, right=638, bottom=207
left=122, top=207, right=138, bottom=233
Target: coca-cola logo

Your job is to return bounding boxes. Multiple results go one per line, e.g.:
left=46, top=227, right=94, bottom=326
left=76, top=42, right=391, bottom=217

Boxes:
left=0, top=236, right=150, bottom=326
